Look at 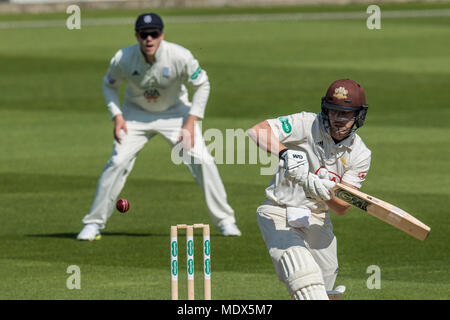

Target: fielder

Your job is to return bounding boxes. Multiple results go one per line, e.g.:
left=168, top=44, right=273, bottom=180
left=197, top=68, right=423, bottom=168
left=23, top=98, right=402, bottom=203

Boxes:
left=248, top=79, right=371, bottom=300
left=77, top=13, right=241, bottom=240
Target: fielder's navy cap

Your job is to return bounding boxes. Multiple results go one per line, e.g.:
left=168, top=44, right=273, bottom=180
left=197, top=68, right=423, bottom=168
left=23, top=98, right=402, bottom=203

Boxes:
left=135, top=13, right=164, bottom=31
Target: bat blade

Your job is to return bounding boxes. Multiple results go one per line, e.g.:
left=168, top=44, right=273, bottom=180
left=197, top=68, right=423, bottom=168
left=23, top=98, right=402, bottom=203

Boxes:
left=332, top=183, right=430, bottom=241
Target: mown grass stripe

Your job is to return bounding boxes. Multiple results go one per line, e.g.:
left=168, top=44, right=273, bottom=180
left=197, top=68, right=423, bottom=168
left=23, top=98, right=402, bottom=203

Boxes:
left=1, top=9, right=449, bottom=29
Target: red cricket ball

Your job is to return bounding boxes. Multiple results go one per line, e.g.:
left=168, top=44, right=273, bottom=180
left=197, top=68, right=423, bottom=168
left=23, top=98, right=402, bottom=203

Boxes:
left=116, top=198, right=130, bottom=213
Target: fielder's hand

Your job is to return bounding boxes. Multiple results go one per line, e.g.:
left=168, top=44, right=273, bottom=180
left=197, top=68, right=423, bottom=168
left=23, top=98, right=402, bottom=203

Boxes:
left=113, top=114, right=128, bottom=144
left=177, top=115, right=197, bottom=151
left=304, top=168, right=336, bottom=201
left=279, top=149, right=309, bottom=184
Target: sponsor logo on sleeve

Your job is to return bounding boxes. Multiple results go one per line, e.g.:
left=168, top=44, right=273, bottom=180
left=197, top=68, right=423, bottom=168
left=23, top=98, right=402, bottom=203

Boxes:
left=190, top=66, right=202, bottom=80
left=278, top=116, right=292, bottom=134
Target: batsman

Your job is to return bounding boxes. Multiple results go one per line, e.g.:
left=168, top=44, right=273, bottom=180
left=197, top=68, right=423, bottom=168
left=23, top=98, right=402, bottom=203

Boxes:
left=248, top=79, right=371, bottom=300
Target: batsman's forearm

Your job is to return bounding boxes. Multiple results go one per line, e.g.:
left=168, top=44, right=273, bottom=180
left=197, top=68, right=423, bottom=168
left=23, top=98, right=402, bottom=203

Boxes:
left=248, top=121, right=285, bottom=156
left=326, top=197, right=351, bottom=216
left=326, top=182, right=355, bottom=215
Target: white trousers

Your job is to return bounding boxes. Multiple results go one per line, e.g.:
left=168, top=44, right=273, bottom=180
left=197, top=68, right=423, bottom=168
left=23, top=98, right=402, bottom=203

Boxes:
left=257, top=204, right=338, bottom=291
left=82, top=103, right=236, bottom=229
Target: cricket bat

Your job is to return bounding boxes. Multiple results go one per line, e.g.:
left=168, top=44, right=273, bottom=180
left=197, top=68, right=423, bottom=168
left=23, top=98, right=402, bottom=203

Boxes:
left=332, top=183, right=431, bottom=241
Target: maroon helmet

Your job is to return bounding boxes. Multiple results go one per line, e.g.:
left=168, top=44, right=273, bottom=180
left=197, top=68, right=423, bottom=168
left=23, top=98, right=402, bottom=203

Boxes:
left=321, top=79, right=369, bottom=129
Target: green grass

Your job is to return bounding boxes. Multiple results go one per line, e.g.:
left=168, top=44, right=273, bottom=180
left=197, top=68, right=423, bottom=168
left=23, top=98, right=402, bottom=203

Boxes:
left=0, top=3, right=449, bottom=300
left=2, top=1, right=450, bottom=20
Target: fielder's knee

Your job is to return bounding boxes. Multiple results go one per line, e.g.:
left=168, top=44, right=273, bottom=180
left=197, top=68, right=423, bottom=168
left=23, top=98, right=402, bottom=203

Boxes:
left=279, top=246, right=329, bottom=300
left=107, top=154, right=132, bottom=169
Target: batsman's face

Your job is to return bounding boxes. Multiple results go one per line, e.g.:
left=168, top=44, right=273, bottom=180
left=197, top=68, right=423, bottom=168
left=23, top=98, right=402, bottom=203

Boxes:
left=136, top=28, right=164, bottom=57
left=328, top=110, right=357, bottom=141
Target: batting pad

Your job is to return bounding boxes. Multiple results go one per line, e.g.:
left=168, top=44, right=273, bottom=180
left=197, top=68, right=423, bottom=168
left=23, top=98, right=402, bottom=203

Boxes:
left=279, top=246, right=328, bottom=299
left=293, top=285, right=329, bottom=300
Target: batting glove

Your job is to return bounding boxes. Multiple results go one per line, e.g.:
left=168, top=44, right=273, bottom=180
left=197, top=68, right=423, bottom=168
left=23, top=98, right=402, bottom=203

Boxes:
left=279, top=149, right=309, bottom=184
left=304, top=168, right=336, bottom=201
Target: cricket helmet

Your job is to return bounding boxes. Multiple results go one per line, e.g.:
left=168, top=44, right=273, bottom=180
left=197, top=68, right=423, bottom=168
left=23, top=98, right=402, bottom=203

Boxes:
left=321, top=79, right=369, bottom=129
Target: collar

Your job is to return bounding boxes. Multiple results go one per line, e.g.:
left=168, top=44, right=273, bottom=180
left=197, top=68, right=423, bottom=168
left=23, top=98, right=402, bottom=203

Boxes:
left=334, top=133, right=355, bottom=150
left=138, top=40, right=165, bottom=65
left=154, top=40, right=165, bottom=61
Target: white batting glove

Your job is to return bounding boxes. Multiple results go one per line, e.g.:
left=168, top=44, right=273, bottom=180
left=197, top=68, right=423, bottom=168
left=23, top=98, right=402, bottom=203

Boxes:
left=304, top=168, right=336, bottom=201
left=279, top=149, right=309, bottom=184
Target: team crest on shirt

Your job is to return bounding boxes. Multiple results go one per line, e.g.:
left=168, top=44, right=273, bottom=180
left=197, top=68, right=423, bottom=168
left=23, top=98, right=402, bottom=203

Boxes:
left=162, top=67, right=170, bottom=78
left=333, top=87, right=348, bottom=99
left=144, top=88, right=160, bottom=102
left=358, top=172, right=367, bottom=180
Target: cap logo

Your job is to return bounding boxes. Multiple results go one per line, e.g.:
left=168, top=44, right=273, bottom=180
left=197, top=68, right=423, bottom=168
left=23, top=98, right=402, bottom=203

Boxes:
left=333, top=86, right=348, bottom=99
left=144, top=15, right=152, bottom=23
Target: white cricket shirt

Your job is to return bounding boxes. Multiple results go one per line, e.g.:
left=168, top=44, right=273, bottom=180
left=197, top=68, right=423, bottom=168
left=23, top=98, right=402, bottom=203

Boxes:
left=265, top=112, right=371, bottom=216
left=103, top=40, right=209, bottom=119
